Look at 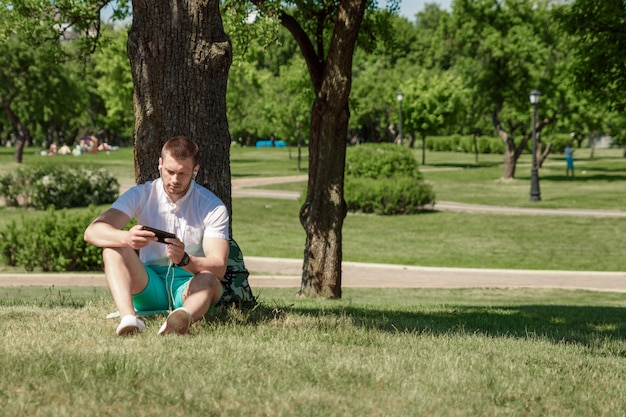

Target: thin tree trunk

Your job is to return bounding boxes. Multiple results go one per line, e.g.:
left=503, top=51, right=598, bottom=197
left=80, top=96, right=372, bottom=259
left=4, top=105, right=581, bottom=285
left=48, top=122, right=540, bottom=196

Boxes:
left=502, top=140, right=517, bottom=179
left=473, top=131, right=479, bottom=163
left=2, top=101, right=30, bottom=163
left=298, top=0, right=367, bottom=298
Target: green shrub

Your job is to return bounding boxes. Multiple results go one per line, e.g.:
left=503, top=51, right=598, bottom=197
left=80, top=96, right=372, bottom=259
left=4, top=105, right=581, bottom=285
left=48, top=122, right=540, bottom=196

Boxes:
left=0, top=166, right=119, bottom=209
left=458, top=136, right=475, bottom=153
left=0, top=207, right=104, bottom=272
left=424, top=136, right=505, bottom=154
left=344, top=177, right=435, bottom=215
left=0, top=172, right=24, bottom=206
left=346, top=143, right=422, bottom=179
left=345, top=144, right=435, bottom=215
left=489, top=138, right=505, bottom=154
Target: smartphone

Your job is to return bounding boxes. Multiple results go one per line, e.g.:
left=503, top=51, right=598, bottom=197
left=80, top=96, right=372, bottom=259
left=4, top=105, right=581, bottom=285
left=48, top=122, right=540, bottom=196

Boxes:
left=141, top=226, right=177, bottom=244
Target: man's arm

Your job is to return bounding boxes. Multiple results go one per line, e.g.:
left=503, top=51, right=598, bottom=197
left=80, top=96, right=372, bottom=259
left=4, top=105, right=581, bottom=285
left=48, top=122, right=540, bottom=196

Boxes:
left=178, top=237, right=230, bottom=278
left=84, top=208, right=155, bottom=250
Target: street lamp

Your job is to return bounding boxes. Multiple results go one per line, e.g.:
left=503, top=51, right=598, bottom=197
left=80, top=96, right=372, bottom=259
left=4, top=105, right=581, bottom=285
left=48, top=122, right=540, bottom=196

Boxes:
left=529, top=89, right=541, bottom=202
left=397, top=92, right=404, bottom=145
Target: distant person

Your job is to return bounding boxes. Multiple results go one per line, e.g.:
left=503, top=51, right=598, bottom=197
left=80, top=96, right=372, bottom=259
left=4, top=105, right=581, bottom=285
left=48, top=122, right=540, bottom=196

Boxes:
left=98, top=142, right=114, bottom=151
left=58, top=144, right=71, bottom=155
left=47, top=142, right=57, bottom=156
left=84, top=136, right=230, bottom=336
left=564, top=144, right=574, bottom=178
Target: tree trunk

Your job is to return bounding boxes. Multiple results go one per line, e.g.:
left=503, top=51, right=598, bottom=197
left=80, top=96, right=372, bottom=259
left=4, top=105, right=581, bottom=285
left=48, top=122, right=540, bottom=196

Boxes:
left=502, top=138, right=517, bottom=179
left=2, top=101, right=31, bottom=163
left=537, top=138, right=551, bottom=168
left=297, top=0, right=367, bottom=298
left=407, top=133, right=415, bottom=148
left=472, top=131, right=479, bottom=163
left=493, top=106, right=526, bottom=180
left=493, top=105, right=556, bottom=180
left=128, top=0, right=232, bottom=216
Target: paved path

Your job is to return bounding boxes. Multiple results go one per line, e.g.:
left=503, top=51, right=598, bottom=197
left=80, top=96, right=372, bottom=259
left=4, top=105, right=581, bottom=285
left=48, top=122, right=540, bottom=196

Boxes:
left=230, top=175, right=626, bottom=218
left=2, top=175, right=625, bottom=292
left=2, top=257, right=625, bottom=292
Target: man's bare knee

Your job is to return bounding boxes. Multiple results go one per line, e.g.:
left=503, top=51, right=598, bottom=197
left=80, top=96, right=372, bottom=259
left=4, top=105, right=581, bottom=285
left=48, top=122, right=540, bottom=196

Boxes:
left=102, top=246, right=136, bottom=262
left=184, top=273, right=223, bottom=305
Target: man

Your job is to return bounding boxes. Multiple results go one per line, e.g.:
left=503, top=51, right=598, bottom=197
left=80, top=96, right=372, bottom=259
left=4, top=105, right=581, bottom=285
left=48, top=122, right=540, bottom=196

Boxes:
left=84, top=136, right=229, bottom=336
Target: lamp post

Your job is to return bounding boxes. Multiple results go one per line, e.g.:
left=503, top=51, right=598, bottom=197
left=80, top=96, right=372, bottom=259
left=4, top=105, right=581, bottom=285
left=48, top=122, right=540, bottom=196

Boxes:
left=529, top=89, right=541, bottom=202
left=397, top=92, right=404, bottom=145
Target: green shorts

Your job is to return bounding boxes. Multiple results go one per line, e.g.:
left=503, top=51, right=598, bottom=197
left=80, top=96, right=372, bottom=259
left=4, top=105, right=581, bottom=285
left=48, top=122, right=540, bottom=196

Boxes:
left=132, top=265, right=194, bottom=313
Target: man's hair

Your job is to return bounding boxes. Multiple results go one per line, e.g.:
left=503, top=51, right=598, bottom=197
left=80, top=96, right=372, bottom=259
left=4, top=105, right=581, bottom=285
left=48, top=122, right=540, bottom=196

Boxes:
left=162, top=136, right=199, bottom=165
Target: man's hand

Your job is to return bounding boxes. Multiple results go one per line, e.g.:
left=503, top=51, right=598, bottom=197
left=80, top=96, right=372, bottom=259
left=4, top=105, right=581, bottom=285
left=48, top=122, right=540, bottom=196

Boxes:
left=165, top=237, right=187, bottom=265
left=128, top=225, right=162, bottom=249
left=132, top=226, right=185, bottom=264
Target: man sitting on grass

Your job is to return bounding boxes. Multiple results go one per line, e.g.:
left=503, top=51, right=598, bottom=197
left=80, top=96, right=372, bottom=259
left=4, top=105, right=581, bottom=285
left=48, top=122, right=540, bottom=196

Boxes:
left=84, top=136, right=229, bottom=336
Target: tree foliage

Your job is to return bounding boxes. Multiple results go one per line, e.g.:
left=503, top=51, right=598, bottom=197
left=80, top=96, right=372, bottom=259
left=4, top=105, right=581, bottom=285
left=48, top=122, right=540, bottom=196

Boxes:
left=555, top=0, right=626, bottom=112
left=2, top=0, right=625, bottom=157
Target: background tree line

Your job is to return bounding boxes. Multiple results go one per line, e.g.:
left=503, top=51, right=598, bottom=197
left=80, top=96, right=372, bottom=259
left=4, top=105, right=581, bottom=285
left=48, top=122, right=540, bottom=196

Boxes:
left=2, top=1, right=624, bottom=163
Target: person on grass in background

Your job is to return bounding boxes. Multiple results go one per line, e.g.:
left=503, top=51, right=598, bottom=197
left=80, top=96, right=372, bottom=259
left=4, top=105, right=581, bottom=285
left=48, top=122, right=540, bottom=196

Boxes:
left=84, top=136, right=229, bottom=336
left=564, top=142, right=575, bottom=178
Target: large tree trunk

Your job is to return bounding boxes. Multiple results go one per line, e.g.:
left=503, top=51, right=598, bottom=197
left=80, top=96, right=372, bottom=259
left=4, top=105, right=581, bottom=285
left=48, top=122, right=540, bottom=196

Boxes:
left=297, top=0, right=367, bottom=298
left=128, top=0, right=232, bottom=215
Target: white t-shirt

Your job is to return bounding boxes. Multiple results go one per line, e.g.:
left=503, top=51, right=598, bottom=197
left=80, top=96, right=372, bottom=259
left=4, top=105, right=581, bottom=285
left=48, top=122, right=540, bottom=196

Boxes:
left=112, top=178, right=229, bottom=266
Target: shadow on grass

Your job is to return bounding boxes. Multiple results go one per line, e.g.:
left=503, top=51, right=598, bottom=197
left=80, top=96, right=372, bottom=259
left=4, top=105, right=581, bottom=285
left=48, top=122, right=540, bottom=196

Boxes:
left=231, top=172, right=263, bottom=178
left=426, top=161, right=502, bottom=169
left=3, top=287, right=624, bottom=352
left=521, top=173, right=626, bottom=182
left=240, top=302, right=626, bottom=350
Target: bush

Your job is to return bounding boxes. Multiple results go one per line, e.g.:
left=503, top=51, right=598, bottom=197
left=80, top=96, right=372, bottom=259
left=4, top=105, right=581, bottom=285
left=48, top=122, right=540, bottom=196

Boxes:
left=424, top=136, right=505, bottom=154
left=346, top=143, right=422, bottom=179
left=344, top=177, right=435, bottom=215
left=345, top=144, right=435, bottom=215
left=477, top=137, right=494, bottom=154
left=0, top=207, right=104, bottom=272
left=0, top=166, right=119, bottom=209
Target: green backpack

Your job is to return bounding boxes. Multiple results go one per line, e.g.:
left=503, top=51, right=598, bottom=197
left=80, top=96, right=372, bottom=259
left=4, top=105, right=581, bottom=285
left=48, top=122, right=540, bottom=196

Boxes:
left=217, top=238, right=256, bottom=308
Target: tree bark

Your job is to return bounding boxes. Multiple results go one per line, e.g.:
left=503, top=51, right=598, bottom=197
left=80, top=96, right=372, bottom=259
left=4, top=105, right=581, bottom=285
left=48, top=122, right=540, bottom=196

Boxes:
left=128, top=0, right=233, bottom=216
left=297, top=0, right=367, bottom=298
left=1, top=99, right=31, bottom=163
left=493, top=106, right=556, bottom=180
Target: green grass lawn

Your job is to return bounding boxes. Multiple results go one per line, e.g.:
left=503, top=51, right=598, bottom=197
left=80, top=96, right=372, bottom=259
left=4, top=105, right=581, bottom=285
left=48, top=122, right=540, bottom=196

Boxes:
left=1, top=146, right=625, bottom=416
left=230, top=197, right=626, bottom=271
left=1, top=145, right=625, bottom=272
left=0, top=286, right=625, bottom=417
left=419, top=148, right=626, bottom=210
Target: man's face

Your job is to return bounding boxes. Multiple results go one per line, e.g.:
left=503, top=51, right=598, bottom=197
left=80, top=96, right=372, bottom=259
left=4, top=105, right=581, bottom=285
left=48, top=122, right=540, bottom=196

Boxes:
left=159, top=153, right=198, bottom=200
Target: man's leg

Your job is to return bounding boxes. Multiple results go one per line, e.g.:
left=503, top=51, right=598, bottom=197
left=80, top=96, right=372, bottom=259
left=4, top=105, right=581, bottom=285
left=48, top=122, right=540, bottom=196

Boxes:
left=102, top=247, right=149, bottom=331
left=158, top=272, right=223, bottom=335
left=182, top=272, right=223, bottom=322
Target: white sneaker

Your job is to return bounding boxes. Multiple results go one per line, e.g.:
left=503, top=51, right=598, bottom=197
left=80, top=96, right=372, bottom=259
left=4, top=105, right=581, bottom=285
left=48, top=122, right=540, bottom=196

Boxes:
left=116, top=315, right=145, bottom=336
left=158, top=307, right=192, bottom=335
